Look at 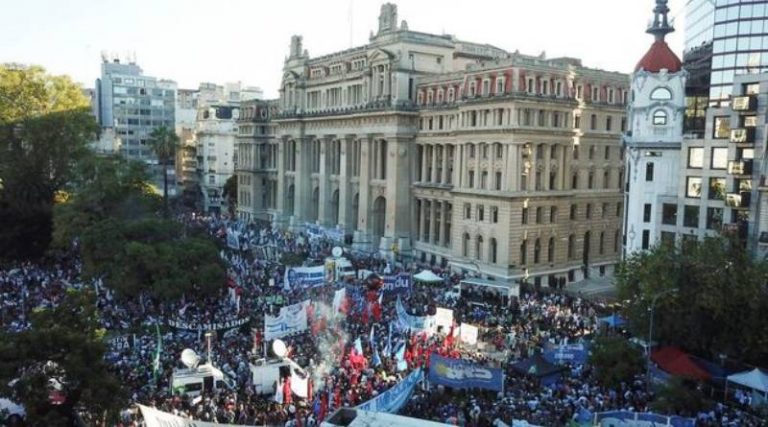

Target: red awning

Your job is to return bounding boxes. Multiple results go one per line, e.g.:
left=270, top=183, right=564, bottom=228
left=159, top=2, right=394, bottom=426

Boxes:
left=651, top=347, right=711, bottom=381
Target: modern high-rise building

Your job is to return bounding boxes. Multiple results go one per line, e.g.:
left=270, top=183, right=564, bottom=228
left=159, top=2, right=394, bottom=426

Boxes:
left=236, top=3, right=629, bottom=285
left=94, top=55, right=177, bottom=194
left=684, top=0, right=768, bottom=106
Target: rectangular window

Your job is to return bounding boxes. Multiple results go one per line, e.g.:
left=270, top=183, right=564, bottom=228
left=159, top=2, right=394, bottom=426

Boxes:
left=711, top=148, right=728, bottom=169
left=713, top=116, right=730, bottom=139
left=464, top=203, right=471, bottom=219
left=642, top=230, right=650, bottom=250
left=604, top=147, right=610, bottom=160
left=686, top=176, right=702, bottom=198
left=491, top=206, right=498, bottom=223
left=646, top=163, right=654, bottom=181
left=688, top=147, right=704, bottom=168
left=661, top=231, right=676, bottom=246
left=495, top=171, right=502, bottom=190
left=478, top=205, right=485, bottom=221
left=662, top=204, right=677, bottom=225
left=709, top=177, right=726, bottom=200
left=468, top=171, right=475, bottom=188
left=706, top=207, right=723, bottom=230
left=643, top=204, right=652, bottom=222
left=586, top=204, right=592, bottom=219
left=570, top=204, right=577, bottom=220
left=522, top=207, right=529, bottom=224
left=550, top=206, right=557, bottom=223
left=683, top=205, right=700, bottom=228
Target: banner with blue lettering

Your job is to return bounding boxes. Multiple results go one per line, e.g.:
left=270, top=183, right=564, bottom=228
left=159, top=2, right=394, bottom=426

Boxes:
left=542, top=342, right=590, bottom=365
left=428, top=353, right=504, bottom=392
left=357, top=368, right=423, bottom=413
left=382, top=273, right=411, bottom=295
left=264, top=308, right=308, bottom=341
left=283, top=266, right=326, bottom=290
left=595, top=411, right=695, bottom=427
left=395, top=297, right=435, bottom=333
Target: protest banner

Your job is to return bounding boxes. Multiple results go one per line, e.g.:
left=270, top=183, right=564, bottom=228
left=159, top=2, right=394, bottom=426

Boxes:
left=357, top=368, right=423, bottom=413
left=428, top=353, right=504, bottom=392
left=283, top=265, right=326, bottom=290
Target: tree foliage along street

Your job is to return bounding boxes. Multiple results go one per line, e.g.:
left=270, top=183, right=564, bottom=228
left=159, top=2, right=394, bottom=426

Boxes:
left=0, top=289, right=126, bottom=426
left=80, top=218, right=226, bottom=301
left=223, top=174, right=237, bottom=218
left=616, top=237, right=768, bottom=367
left=148, top=126, right=179, bottom=218
left=588, top=336, right=645, bottom=390
left=0, top=64, right=98, bottom=260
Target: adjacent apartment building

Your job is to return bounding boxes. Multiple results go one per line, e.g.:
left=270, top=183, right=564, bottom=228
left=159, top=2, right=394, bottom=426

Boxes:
left=237, top=3, right=628, bottom=285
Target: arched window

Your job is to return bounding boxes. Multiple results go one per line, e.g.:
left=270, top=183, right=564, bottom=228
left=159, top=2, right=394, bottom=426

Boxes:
left=650, top=87, right=672, bottom=100
left=534, top=238, right=541, bottom=264
left=476, top=235, right=484, bottom=260
left=490, top=238, right=497, bottom=263
left=548, top=237, right=555, bottom=263
left=653, top=110, right=668, bottom=126
left=462, top=233, right=470, bottom=257
left=520, top=239, right=528, bottom=265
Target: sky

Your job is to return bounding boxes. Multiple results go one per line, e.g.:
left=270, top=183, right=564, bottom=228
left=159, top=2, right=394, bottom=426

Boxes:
left=0, top=0, right=686, bottom=98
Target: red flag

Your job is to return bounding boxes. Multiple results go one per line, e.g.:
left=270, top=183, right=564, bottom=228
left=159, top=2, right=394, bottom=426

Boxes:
left=372, top=302, right=382, bottom=322
left=320, top=392, right=328, bottom=422
left=307, top=378, right=313, bottom=402
left=283, top=376, right=293, bottom=405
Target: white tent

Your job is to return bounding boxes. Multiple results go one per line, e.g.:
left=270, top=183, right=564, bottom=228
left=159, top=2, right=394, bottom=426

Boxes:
left=726, top=368, right=768, bottom=395
left=413, top=270, right=443, bottom=283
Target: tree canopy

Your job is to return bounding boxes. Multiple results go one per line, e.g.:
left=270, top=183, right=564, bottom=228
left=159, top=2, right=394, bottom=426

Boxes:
left=0, top=64, right=97, bottom=260
left=0, top=289, right=126, bottom=426
left=616, top=237, right=768, bottom=366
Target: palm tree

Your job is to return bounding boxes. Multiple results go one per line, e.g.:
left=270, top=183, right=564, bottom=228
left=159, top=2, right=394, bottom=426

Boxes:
left=148, top=126, right=179, bottom=218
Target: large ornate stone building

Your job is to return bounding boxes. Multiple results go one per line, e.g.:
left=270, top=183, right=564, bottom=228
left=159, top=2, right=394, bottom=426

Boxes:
left=238, top=3, right=629, bottom=285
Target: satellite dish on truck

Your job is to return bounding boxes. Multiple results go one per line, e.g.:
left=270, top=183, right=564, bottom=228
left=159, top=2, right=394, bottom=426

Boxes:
left=332, top=246, right=343, bottom=258
left=272, top=339, right=288, bottom=358
left=180, top=349, right=201, bottom=369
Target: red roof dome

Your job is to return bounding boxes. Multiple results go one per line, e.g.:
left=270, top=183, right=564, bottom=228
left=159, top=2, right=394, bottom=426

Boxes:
left=635, top=40, right=682, bottom=73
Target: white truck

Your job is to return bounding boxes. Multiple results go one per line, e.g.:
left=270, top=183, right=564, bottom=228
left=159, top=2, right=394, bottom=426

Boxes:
left=170, top=363, right=234, bottom=397
left=249, top=358, right=292, bottom=395
left=325, top=257, right=356, bottom=283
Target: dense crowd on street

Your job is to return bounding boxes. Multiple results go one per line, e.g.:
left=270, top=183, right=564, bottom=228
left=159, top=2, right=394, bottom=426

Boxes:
left=1, top=213, right=765, bottom=427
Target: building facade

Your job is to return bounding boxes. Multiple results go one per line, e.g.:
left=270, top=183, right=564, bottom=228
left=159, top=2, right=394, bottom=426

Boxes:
left=235, top=100, right=279, bottom=224
left=196, top=104, right=240, bottom=213
left=93, top=55, right=177, bottom=194
left=229, top=3, right=631, bottom=285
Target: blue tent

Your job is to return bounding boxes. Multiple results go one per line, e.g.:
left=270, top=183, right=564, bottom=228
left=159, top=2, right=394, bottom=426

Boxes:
left=598, top=313, right=626, bottom=328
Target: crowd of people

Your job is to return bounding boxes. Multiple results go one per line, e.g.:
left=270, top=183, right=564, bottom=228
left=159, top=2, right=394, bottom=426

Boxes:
left=1, top=213, right=765, bottom=427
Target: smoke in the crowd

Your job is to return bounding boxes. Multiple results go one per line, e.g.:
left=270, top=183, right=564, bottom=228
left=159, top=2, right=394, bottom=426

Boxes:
left=309, top=301, right=348, bottom=391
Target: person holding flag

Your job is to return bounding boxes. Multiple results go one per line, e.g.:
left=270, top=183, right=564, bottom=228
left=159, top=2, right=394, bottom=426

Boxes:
left=152, top=323, right=162, bottom=384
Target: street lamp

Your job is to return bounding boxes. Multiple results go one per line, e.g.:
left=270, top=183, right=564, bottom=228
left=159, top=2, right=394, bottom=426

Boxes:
left=646, top=288, right=678, bottom=392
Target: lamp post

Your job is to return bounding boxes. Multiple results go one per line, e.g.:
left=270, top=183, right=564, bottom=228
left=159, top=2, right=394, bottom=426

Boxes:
left=646, top=288, right=678, bottom=392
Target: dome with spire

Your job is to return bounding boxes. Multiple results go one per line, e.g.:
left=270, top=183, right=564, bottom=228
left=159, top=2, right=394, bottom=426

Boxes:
left=635, top=0, right=682, bottom=73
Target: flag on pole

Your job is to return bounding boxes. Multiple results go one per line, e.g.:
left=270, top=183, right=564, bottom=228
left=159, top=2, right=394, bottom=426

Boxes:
left=152, top=323, right=162, bottom=382
left=354, top=337, right=363, bottom=356
left=384, top=322, right=392, bottom=356
left=394, top=342, right=407, bottom=371
left=369, top=325, right=375, bottom=348
left=372, top=345, right=382, bottom=367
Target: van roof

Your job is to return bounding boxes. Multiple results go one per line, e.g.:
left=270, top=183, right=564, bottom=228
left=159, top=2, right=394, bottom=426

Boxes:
left=460, top=277, right=516, bottom=291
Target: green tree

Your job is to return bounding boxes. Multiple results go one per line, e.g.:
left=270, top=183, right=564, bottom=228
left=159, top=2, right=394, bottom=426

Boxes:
left=148, top=126, right=179, bottom=218
left=589, top=336, right=645, bottom=389
left=0, top=64, right=97, bottom=260
left=51, top=155, right=160, bottom=249
left=0, top=289, right=126, bottom=426
left=651, top=378, right=708, bottom=416
left=80, top=218, right=226, bottom=301
left=223, top=174, right=237, bottom=217
left=616, top=237, right=768, bottom=366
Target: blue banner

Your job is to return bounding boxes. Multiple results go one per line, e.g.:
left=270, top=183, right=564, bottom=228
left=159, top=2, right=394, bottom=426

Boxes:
left=382, top=273, right=411, bottom=295
left=428, top=353, right=504, bottom=392
left=542, top=343, right=590, bottom=365
left=357, top=368, right=423, bottom=413
left=283, top=266, right=326, bottom=290
left=595, top=411, right=696, bottom=427
left=395, top=297, right=435, bottom=332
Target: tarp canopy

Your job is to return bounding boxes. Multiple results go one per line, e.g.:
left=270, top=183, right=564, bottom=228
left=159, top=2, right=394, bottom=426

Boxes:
left=511, top=354, right=567, bottom=379
left=598, top=313, right=627, bottom=328
left=651, top=347, right=711, bottom=381
left=727, top=369, right=768, bottom=394
left=413, top=270, right=443, bottom=283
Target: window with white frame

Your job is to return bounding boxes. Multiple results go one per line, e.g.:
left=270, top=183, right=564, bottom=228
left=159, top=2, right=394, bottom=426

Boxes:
left=527, top=78, right=535, bottom=94
left=426, top=91, right=433, bottom=104
left=470, top=81, right=476, bottom=97
left=576, top=85, right=583, bottom=99
left=447, top=88, right=455, bottom=102
left=556, top=81, right=562, bottom=97
left=542, top=80, right=549, bottom=95
left=621, top=90, right=628, bottom=104
left=482, top=79, right=490, bottom=96
left=437, top=89, right=443, bottom=103
left=608, top=88, right=615, bottom=104
left=417, top=92, right=424, bottom=105
left=653, top=110, right=668, bottom=126
left=591, top=86, right=599, bottom=102
left=496, top=78, right=504, bottom=94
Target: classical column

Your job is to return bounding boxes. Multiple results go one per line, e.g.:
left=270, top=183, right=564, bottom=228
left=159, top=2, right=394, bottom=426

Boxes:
left=506, top=144, right=518, bottom=191
left=419, top=199, right=426, bottom=242
left=385, top=135, right=412, bottom=239
left=318, top=136, right=330, bottom=226
left=441, top=202, right=448, bottom=246
left=441, top=146, right=449, bottom=184
left=421, top=144, right=428, bottom=182
left=276, top=137, right=286, bottom=212
left=293, top=136, right=312, bottom=223
left=429, top=200, right=438, bottom=245
left=544, top=145, right=552, bottom=191
left=338, top=136, right=352, bottom=229
left=357, top=136, right=371, bottom=231
left=431, top=145, right=438, bottom=183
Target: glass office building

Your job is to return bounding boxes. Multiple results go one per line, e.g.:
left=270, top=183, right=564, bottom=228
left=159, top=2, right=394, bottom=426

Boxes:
left=709, top=0, right=768, bottom=105
left=685, top=0, right=715, bottom=52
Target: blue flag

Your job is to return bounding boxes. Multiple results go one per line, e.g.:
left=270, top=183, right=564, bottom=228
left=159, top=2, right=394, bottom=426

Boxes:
left=394, top=342, right=407, bottom=371
left=369, top=325, right=375, bottom=348
left=384, top=322, right=393, bottom=356
left=354, top=337, right=363, bottom=355
left=373, top=346, right=382, bottom=367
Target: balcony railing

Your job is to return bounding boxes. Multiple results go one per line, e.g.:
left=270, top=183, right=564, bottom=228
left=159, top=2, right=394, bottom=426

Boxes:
left=730, top=127, right=756, bottom=144
left=728, top=159, right=753, bottom=175
left=732, top=95, right=757, bottom=112
left=725, top=191, right=751, bottom=208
